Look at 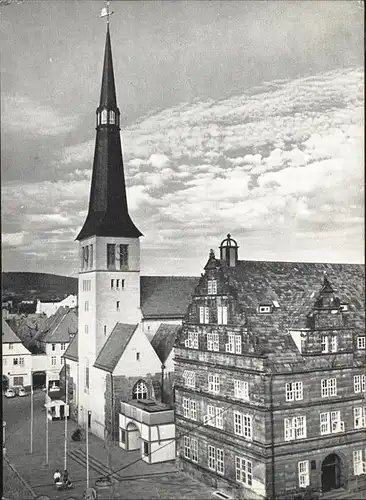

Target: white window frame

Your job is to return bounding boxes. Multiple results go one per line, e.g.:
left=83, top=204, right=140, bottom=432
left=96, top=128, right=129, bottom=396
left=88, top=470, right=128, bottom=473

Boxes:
left=235, top=456, right=252, bottom=486
left=190, top=400, right=197, bottom=421
left=216, top=448, right=224, bottom=475
left=285, top=381, right=303, bottom=401
left=184, top=436, right=190, bottom=459
left=354, top=407, right=366, bottom=429
left=354, top=375, right=366, bottom=393
left=226, top=334, right=241, bottom=354
left=207, top=333, right=219, bottom=351
left=217, top=306, right=228, bottom=325
left=19, top=357, right=24, bottom=365
left=183, top=398, right=190, bottom=418
left=321, top=335, right=329, bottom=353
left=208, top=445, right=216, bottom=470
left=186, top=331, right=199, bottom=349
left=207, top=280, right=217, bottom=295
left=208, top=374, right=220, bottom=394
left=298, top=461, right=310, bottom=488
left=191, top=438, right=198, bottom=462
left=199, top=306, right=210, bottom=324
left=320, top=412, right=330, bottom=435
left=234, top=380, right=249, bottom=400
left=321, top=378, right=337, bottom=397
left=284, top=416, right=307, bottom=441
left=357, top=336, right=366, bottom=349
left=183, top=370, right=196, bottom=389
left=330, top=335, right=338, bottom=352
left=353, top=450, right=364, bottom=475
left=233, top=412, right=252, bottom=440
left=51, top=356, right=57, bottom=366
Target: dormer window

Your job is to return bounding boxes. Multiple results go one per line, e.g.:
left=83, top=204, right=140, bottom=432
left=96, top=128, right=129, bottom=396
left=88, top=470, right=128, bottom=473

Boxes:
left=357, top=336, right=365, bottom=349
left=109, top=110, right=115, bottom=124
left=258, top=305, right=272, bottom=314
left=207, top=280, right=217, bottom=295
left=101, top=109, right=108, bottom=124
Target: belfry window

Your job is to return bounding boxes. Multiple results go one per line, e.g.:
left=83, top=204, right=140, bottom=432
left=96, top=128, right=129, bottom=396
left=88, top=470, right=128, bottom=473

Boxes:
left=109, top=110, right=115, bottom=124
left=107, top=244, right=116, bottom=269
left=101, top=109, right=108, bottom=124
left=119, top=244, right=129, bottom=269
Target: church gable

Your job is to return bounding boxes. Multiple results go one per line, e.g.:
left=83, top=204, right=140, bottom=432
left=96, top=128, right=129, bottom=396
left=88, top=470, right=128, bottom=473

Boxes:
left=113, top=323, right=162, bottom=377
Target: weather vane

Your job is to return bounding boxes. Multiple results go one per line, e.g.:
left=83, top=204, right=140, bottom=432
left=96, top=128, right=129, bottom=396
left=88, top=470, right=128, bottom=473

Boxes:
left=99, top=0, right=114, bottom=24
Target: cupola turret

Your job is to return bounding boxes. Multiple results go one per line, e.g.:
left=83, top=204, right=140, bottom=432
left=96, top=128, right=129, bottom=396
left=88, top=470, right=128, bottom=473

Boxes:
left=219, top=234, right=238, bottom=267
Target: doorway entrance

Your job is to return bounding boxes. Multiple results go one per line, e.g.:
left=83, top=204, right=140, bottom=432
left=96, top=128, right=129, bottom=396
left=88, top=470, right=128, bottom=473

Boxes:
left=321, top=453, right=341, bottom=492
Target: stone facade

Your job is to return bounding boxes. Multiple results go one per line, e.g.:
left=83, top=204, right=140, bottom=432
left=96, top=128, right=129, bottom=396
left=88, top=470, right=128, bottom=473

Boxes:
left=175, top=237, right=366, bottom=500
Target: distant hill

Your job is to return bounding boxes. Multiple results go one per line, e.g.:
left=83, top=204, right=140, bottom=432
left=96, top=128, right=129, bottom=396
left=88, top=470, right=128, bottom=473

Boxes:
left=2, top=272, right=78, bottom=302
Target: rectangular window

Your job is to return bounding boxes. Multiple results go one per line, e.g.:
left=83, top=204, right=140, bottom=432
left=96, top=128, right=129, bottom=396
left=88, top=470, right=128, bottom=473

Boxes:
left=119, top=428, right=126, bottom=444
left=216, top=448, right=224, bottom=474
left=286, top=382, right=303, bottom=401
left=321, top=378, right=337, bottom=397
left=89, top=244, right=93, bottom=268
left=13, top=376, right=23, bottom=386
left=353, top=450, right=364, bottom=475
left=8, top=343, right=13, bottom=350
left=116, top=279, right=120, bottom=289
left=143, top=441, right=149, bottom=456
left=184, top=436, right=190, bottom=459
left=207, top=333, right=219, bottom=351
left=136, top=352, right=140, bottom=361
left=298, top=461, right=310, bottom=488
left=13, top=357, right=18, bottom=365
left=217, top=306, right=228, bottom=325
left=207, top=406, right=224, bottom=429
left=321, top=335, right=329, bottom=353
left=84, top=301, right=89, bottom=312
left=330, top=411, right=341, bottom=433
left=233, top=412, right=252, bottom=439
left=354, top=375, right=366, bottom=393
left=19, top=357, right=24, bottom=365
left=208, top=445, right=216, bottom=470
left=190, top=400, right=197, bottom=421
left=111, top=279, right=114, bottom=289
left=191, top=438, right=198, bottom=462
left=183, top=437, right=198, bottom=462
left=226, top=334, right=241, bottom=353
left=52, top=344, right=56, bottom=351
left=85, top=359, right=89, bottom=391
left=207, top=280, right=217, bottom=295
left=51, top=356, right=57, bottom=366
left=186, top=331, right=199, bottom=349
left=116, top=301, right=120, bottom=311
left=354, top=407, right=366, bottom=429
left=357, top=336, right=366, bottom=349
left=235, top=456, right=252, bottom=486
left=208, top=374, right=220, bottom=394
left=330, top=335, right=338, bottom=352
left=183, top=398, right=190, bottom=418
left=83, top=280, right=91, bottom=291
left=284, top=416, right=307, bottom=441
left=234, top=380, right=249, bottom=400
left=85, top=324, right=89, bottom=334
left=121, top=279, right=125, bottom=289
left=107, top=244, right=116, bottom=269
left=119, top=244, right=128, bottom=269
left=320, top=412, right=330, bottom=435
left=199, top=306, right=209, bottom=324
left=183, top=370, right=195, bottom=389
left=61, top=343, right=66, bottom=351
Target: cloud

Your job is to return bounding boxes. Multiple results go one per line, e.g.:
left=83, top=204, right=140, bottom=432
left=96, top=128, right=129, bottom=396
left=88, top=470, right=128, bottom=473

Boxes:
left=2, top=67, right=364, bottom=274
left=2, top=94, right=78, bottom=136
left=2, top=232, right=27, bottom=248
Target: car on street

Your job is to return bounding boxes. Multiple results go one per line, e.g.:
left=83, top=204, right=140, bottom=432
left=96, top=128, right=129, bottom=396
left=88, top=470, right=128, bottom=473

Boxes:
left=18, top=387, right=28, bottom=397
left=4, top=388, right=16, bottom=398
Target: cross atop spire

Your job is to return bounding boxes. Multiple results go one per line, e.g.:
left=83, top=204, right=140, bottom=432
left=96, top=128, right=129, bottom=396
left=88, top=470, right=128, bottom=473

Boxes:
left=99, top=0, right=114, bottom=25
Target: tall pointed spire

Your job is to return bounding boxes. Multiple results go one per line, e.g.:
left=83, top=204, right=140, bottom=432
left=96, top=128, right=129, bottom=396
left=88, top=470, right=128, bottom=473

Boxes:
left=76, top=23, right=142, bottom=240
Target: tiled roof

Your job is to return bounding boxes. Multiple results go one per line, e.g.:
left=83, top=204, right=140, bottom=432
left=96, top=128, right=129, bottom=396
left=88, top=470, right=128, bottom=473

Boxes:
left=63, top=333, right=78, bottom=362
left=2, top=319, right=22, bottom=343
left=31, top=307, right=77, bottom=344
left=94, top=323, right=138, bottom=372
left=151, top=324, right=181, bottom=363
left=140, top=276, right=198, bottom=318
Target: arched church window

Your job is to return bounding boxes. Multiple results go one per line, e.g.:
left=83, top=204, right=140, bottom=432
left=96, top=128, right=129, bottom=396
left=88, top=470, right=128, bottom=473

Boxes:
left=109, top=110, right=115, bottom=124
left=101, top=109, right=108, bottom=124
left=132, top=381, right=148, bottom=400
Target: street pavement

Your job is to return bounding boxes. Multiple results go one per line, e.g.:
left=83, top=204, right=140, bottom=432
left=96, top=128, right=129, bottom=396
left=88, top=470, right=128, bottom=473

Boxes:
left=3, top=390, right=215, bottom=499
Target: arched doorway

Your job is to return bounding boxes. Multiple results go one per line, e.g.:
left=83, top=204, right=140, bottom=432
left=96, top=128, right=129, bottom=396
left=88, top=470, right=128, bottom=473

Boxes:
left=321, top=453, right=342, bottom=492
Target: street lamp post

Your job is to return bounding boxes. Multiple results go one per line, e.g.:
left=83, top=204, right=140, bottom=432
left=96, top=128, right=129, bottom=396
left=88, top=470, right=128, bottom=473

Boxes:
left=30, top=377, right=34, bottom=454
left=45, top=373, right=49, bottom=466
left=86, top=409, right=90, bottom=489
left=64, top=360, right=68, bottom=470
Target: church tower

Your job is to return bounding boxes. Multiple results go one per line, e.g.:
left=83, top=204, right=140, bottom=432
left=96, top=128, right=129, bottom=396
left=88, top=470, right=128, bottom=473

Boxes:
left=76, top=17, right=142, bottom=433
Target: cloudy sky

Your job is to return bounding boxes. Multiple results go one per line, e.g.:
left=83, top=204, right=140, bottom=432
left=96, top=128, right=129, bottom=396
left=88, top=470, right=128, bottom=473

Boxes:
left=1, top=0, right=364, bottom=277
